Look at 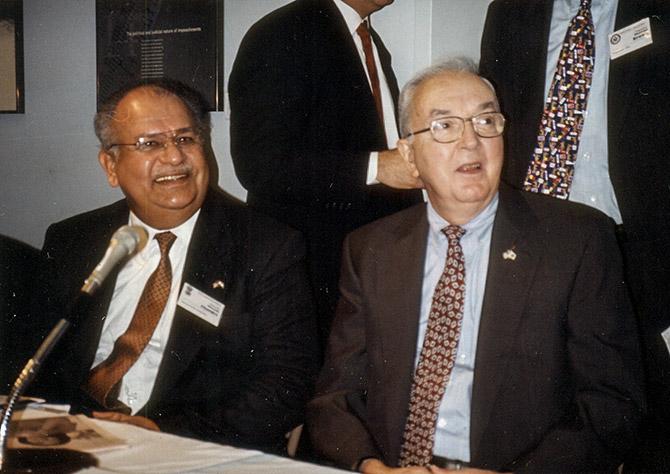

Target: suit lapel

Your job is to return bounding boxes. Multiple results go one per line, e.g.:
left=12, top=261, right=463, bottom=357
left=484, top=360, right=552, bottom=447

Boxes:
left=501, top=0, right=553, bottom=180
left=517, top=0, right=552, bottom=118
left=376, top=206, right=428, bottom=462
left=469, top=187, right=541, bottom=458
left=70, top=201, right=130, bottom=383
left=370, top=27, right=399, bottom=117
left=149, top=192, right=233, bottom=402
left=318, top=0, right=387, bottom=141
left=319, top=0, right=371, bottom=99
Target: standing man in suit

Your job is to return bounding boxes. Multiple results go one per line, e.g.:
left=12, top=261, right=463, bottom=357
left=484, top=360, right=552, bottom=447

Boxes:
left=307, top=59, right=644, bottom=472
left=479, top=2, right=670, bottom=469
left=34, top=79, right=317, bottom=453
left=229, top=0, right=422, bottom=350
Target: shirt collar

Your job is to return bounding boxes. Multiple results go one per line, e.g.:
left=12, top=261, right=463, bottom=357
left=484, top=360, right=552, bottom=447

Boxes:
left=129, top=209, right=200, bottom=256
left=555, top=0, right=618, bottom=12
left=427, top=193, right=499, bottom=241
left=333, top=0, right=367, bottom=36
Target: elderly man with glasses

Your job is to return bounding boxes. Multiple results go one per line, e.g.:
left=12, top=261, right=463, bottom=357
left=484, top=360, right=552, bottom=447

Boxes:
left=306, top=59, right=644, bottom=473
left=32, top=79, right=318, bottom=454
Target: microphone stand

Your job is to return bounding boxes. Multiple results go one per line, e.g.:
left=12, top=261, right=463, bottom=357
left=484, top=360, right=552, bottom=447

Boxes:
left=0, top=225, right=146, bottom=470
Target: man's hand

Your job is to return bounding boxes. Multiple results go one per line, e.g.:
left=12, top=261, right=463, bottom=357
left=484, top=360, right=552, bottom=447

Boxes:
left=377, top=149, right=423, bottom=189
left=91, top=411, right=160, bottom=431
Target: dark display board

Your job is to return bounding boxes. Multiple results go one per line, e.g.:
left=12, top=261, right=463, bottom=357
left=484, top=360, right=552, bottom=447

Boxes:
left=96, top=0, right=223, bottom=111
left=0, top=0, right=24, bottom=113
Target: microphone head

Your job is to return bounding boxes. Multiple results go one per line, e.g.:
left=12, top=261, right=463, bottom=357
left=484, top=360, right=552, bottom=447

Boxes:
left=112, top=225, right=149, bottom=257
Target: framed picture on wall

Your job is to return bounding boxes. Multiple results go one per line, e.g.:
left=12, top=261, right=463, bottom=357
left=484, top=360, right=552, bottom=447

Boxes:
left=96, top=0, right=224, bottom=111
left=0, top=0, right=24, bottom=113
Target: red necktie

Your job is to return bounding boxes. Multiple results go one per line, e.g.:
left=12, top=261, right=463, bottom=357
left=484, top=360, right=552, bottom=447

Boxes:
left=524, top=0, right=594, bottom=199
left=399, top=225, right=466, bottom=466
left=83, top=231, right=176, bottom=412
left=356, top=20, right=384, bottom=124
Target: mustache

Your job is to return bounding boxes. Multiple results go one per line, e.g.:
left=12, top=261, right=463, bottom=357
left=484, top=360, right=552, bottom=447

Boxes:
left=152, top=165, right=192, bottom=180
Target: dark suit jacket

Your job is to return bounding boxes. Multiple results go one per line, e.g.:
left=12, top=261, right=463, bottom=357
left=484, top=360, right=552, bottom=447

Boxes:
left=33, top=189, right=318, bottom=452
left=307, top=185, right=644, bottom=472
left=0, top=236, right=43, bottom=391
left=229, top=0, right=421, bottom=344
left=479, top=2, right=670, bottom=467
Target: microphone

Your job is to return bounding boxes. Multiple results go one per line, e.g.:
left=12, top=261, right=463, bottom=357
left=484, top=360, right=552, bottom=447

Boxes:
left=81, top=225, right=148, bottom=295
left=0, top=225, right=149, bottom=469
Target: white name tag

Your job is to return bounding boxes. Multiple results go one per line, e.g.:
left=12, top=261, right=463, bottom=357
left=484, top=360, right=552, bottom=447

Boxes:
left=609, top=17, right=653, bottom=60
left=662, top=326, right=670, bottom=357
left=177, top=282, right=224, bottom=327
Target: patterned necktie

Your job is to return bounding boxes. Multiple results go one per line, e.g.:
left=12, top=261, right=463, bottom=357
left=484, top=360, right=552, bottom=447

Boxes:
left=524, top=0, right=594, bottom=199
left=399, top=225, right=466, bottom=467
left=356, top=20, right=384, bottom=124
left=83, top=231, right=176, bottom=413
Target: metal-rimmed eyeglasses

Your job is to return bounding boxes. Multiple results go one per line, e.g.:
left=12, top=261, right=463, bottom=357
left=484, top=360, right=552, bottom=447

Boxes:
left=405, top=112, right=506, bottom=143
left=107, top=127, right=202, bottom=154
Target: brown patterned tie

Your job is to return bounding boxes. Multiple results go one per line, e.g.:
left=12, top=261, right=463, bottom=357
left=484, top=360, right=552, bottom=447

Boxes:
left=399, top=225, right=466, bottom=467
left=524, top=0, right=594, bottom=199
left=356, top=20, right=384, bottom=124
left=83, top=231, right=176, bottom=412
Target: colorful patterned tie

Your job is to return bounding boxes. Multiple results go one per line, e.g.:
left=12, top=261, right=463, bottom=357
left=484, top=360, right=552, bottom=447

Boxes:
left=356, top=20, right=384, bottom=124
left=83, top=231, right=176, bottom=412
left=399, top=225, right=466, bottom=467
left=524, top=0, right=594, bottom=199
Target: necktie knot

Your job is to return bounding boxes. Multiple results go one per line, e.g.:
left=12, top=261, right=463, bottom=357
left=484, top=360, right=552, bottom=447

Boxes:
left=442, top=225, right=466, bottom=242
left=356, top=20, right=370, bottom=40
left=155, top=231, right=176, bottom=256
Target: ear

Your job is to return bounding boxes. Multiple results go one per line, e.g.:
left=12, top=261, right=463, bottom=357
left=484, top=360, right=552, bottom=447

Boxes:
left=397, top=138, right=420, bottom=178
left=98, top=150, right=120, bottom=188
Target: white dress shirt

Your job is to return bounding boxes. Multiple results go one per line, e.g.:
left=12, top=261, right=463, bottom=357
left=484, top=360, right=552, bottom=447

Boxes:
left=90, top=210, right=199, bottom=414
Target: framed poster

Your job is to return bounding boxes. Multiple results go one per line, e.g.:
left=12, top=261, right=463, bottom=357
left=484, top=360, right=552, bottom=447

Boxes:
left=96, top=0, right=224, bottom=111
left=0, top=0, right=24, bottom=113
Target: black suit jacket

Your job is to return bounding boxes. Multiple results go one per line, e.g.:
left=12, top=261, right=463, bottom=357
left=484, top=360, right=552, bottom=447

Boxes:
left=307, top=186, right=644, bottom=472
left=479, top=2, right=670, bottom=467
left=34, top=189, right=318, bottom=452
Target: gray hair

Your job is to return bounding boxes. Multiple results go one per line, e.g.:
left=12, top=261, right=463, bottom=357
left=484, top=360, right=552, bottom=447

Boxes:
left=398, top=57, right=494, bottom=137
left=94, top=78, right=211, bottom=152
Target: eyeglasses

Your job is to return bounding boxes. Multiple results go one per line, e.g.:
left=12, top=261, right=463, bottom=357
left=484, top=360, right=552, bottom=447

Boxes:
left=405, top=112, right=506, bottom=143
left=107, top=128, right=202, bottom=154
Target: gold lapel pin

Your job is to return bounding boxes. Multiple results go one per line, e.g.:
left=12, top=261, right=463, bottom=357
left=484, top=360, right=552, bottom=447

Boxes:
left=212, top=280, right=225, bottom=289
left=502, top=249, right=517, bottom=261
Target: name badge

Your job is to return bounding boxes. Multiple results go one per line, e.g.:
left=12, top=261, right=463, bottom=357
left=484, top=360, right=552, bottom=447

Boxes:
left=609, top=17, right=653, bottom=60
left=177, top=282, right=224, bottom=327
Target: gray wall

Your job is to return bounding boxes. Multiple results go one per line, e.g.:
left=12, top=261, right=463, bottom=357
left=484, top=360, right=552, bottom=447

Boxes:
left=0, top=0, right=491, bottom=248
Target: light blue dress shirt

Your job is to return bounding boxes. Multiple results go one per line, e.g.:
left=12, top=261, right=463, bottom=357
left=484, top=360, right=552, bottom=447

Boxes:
left=414, top=194, right=498, bottom=462
left=544, top=0, right=622, bottom=223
